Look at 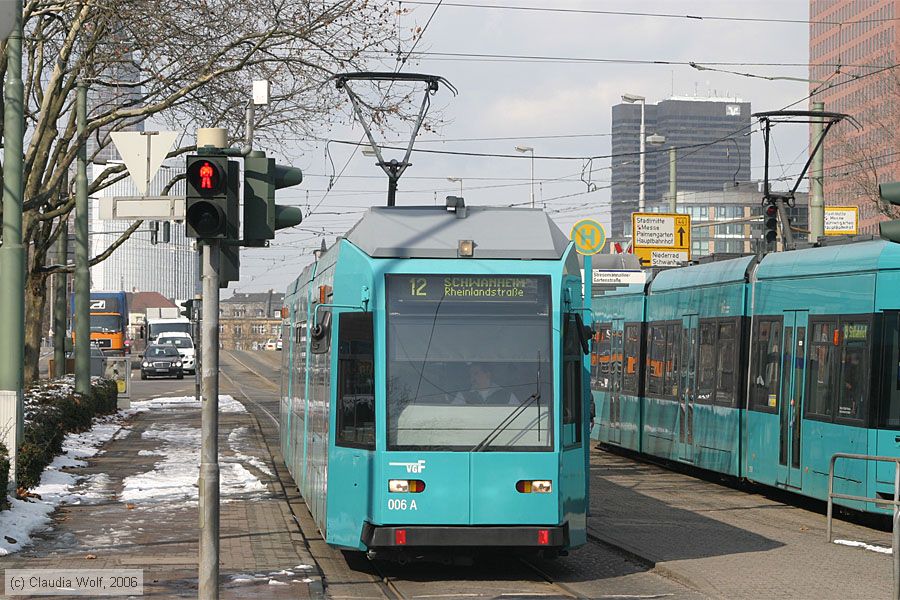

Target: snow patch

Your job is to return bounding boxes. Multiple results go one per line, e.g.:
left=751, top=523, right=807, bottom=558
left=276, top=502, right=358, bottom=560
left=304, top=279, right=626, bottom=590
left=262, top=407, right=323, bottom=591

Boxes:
left=128, top=395, right=245, bottom=414
left=122, top=423, right=265, bottom=506
left=0, top=414, right=126, bottom=555
left=834, top=539, right=893, bottom=554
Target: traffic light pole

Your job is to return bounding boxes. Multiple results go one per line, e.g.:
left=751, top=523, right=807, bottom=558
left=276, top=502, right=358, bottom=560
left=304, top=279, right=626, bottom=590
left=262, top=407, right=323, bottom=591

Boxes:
left=198, top=241, right=220, bottom=599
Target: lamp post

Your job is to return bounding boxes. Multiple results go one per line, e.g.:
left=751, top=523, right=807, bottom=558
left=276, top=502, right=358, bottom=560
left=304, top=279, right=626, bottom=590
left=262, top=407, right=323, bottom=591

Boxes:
left=621, top=93, right=646, bottom=211
left=646, top=133, right=675, bottom=212
left=447, top=176, right=463, bottom=196
left=515, top=145, right=535, bottom=208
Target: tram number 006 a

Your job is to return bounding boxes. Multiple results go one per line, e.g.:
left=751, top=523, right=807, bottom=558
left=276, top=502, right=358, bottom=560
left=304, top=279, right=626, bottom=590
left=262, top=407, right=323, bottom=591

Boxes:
left=387, top=499, right=418, bottom=511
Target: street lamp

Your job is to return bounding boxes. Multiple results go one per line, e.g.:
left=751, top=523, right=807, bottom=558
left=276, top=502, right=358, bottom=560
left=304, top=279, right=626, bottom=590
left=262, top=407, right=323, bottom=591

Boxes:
left=447, top=176, right=463, bottom=196
left=515, top=145, right=535, bottom=208
left=621, top=93, right=646, bottom=211
left=646, top=133, right=676, bottom=213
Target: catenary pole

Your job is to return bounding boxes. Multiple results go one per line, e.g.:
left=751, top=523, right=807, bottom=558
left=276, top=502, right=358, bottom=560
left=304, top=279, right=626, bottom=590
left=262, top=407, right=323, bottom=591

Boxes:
left=53, top=216, right=69, bottom=378
left=0, top=0, right=24, bottom=490
left=198, top=240, right=221, bottom=599
left=74, top=83, right=90, bottom=394
left=809, top=101, right=825, bottom=242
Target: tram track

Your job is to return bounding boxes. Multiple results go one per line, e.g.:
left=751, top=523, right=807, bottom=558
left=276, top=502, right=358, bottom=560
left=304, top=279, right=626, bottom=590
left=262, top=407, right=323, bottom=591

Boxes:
left=218, top=350, right=691, bottom=599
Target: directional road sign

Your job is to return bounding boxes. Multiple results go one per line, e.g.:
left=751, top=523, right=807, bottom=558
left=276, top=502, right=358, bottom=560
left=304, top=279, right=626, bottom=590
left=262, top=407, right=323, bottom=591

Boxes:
left=0, top=2, right=16, bottom=42
left=111, top=131, right=178, bottom=195
left=824, top=206, right=859, bottom=236
left=632, top=212, right=691, bottom=267
left=570, top=219, right=607, bottom=255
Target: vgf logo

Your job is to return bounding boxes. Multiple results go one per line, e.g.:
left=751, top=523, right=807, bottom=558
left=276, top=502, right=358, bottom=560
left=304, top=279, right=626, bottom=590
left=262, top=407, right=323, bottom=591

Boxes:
left=389, top=459, right=426, bottom=474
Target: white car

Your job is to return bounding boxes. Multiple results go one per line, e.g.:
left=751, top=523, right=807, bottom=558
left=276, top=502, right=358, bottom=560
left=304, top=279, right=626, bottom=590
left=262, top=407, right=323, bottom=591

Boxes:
left=264, top=339, right=278, bottom=351
left=156, top=332, right=196, bottom=373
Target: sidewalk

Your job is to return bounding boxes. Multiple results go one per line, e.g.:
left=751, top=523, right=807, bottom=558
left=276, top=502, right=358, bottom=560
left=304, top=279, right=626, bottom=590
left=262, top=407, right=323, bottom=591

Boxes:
left=590, top=449, right=894, bottom=600
left=0, top=393, right=318, bottom=598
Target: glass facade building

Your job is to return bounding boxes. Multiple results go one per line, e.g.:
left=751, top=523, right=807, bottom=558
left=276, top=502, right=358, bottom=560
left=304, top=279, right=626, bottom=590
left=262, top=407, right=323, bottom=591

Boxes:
left=611, top=97, right=752, bottom=244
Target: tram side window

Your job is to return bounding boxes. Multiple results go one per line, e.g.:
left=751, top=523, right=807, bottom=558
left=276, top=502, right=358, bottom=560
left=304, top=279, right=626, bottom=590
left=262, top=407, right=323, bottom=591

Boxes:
left=623, top=324, right=640, bottom=394
left=664, top=324, right=679, bottom=397
left=880, top=312, right=900, bottom=428
left=562, top=315, right=582, bottom=444
left=697, top=321, right=717, bottom=404
left=716, top=321, right=737, bottom=406
left=336, top=313, right=376, bottom=449
left=837, top=320, right=869, bottom=422
left=593, top=323, right=612, bottom=390
left=806, top=320, right=836, bottom=420
left=646, top=325, right=667, bottom=396
left=750, top=318, right=782, bottom=412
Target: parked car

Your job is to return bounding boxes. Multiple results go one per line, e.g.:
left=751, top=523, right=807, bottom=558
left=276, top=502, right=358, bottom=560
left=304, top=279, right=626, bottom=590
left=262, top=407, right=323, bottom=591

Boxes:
left=276, top=338, right=283, bottom=351
left=264, top=339, right=278, bottom=350
left=156, top=332, right=196, bottom=374
left=141, top=344, right=184, bottom=380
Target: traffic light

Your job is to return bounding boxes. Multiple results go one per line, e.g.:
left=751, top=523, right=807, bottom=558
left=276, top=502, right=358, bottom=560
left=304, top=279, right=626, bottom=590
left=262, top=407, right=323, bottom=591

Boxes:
left=879, top=182, right=900, bottom=242
left=763, top=201, right=778, bottom=244
left=179, top=298, right=194, bottom=319
left=149, top=221, right=159, bottom=245
left=185, top=155, right=238, bottom=239
left=243, top=150, right=304, bottom=243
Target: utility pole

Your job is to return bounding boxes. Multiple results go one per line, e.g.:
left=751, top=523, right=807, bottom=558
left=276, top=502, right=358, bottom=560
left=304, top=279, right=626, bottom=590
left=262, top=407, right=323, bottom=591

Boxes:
left=810, top=101, right=825, bottom=242
left=74, top=83, right=90, bottom=395
left=0, top=0, right=24, bottom=490
left=53, top=216, right=69, bottom=378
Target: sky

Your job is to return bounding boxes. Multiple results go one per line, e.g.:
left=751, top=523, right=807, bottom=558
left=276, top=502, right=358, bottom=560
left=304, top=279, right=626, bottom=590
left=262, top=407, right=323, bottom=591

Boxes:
left=229, top=0, right=813, bottom=295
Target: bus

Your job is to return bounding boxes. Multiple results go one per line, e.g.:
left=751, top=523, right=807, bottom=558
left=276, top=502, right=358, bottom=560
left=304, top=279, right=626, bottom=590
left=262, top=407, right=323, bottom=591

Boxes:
left=71, top=291, right=129, bottom=356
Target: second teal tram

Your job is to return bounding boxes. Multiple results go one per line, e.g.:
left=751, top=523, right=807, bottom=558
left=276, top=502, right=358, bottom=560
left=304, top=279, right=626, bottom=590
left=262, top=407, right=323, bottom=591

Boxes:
left=592, top=239, right=900, bottom=513
left=280, top=204, right=592, bottom=559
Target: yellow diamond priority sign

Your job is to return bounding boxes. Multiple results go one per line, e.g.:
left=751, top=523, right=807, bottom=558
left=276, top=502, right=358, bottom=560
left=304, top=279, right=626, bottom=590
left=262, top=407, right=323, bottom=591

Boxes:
left=570, top=219, right=606, bottom=255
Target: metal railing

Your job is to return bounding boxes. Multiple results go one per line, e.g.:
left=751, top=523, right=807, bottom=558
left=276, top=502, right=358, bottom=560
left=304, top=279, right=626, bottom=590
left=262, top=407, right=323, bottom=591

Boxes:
left=826, top=453, right=900, bottom=600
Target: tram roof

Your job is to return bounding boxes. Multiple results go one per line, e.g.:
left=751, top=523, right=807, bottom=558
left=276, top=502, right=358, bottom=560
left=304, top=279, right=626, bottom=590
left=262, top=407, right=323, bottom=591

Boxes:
left=650, top=255, right=756, bottom=292
left=344, top=205, right=570, bottom=259
left=755, top=239, right=900, bottom=279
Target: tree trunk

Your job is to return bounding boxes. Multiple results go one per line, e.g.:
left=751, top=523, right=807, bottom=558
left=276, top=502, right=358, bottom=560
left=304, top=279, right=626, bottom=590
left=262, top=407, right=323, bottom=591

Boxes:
left=23, top=270, right=49, bottom=384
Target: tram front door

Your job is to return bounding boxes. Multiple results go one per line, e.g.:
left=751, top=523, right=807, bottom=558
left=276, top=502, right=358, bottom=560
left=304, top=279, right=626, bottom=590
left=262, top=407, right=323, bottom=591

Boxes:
left=679, top=314, right=699, bottom=462
left=777, top=310, right=807, bottom=489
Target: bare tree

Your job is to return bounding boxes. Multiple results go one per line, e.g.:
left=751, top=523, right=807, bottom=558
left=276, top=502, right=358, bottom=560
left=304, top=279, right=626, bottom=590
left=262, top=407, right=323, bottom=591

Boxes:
left=0, top=0, right=411, bottom=382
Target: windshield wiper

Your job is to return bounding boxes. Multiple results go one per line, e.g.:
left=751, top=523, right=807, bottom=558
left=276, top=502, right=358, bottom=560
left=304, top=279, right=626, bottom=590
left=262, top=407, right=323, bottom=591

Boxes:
left=470, top=392, right=540, bottom=452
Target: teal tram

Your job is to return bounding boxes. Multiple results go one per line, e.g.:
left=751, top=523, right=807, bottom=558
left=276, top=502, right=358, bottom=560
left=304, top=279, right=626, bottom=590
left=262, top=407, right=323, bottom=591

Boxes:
left=280, top=203, right=593, bottom=559
left=592, top=239, right=900, bottom=513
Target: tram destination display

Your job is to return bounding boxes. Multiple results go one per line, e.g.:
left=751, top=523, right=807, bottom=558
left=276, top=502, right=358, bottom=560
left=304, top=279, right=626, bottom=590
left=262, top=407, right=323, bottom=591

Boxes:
left=390, top=275, right=544, bottom=303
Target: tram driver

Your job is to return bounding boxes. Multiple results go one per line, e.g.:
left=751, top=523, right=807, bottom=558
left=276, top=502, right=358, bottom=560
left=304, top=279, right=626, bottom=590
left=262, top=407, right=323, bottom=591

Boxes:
left=451, top=363, right=520, bottom=406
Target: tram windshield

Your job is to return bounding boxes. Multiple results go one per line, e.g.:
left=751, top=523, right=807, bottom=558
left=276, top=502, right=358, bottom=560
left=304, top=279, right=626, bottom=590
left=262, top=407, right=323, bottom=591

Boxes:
left=386, top=274, right=553, bottom=451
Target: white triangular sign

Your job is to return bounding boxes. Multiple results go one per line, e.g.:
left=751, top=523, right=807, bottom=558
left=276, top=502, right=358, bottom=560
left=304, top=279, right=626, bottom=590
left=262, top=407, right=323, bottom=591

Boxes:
left=111, top=131, right=179, bottom=195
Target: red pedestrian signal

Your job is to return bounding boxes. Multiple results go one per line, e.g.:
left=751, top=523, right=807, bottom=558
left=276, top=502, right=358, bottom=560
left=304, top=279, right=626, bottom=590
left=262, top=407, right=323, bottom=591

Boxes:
left=187, top=158, right=224, bottom=195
